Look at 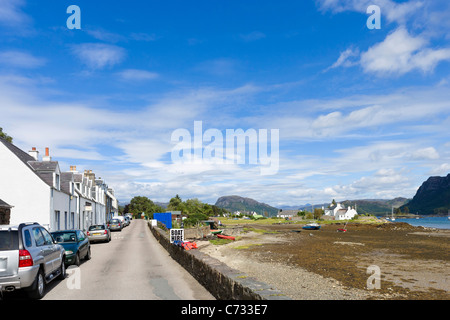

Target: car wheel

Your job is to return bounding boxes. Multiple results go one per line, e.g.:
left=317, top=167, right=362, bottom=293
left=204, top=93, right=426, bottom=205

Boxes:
left=85, top=247, right=91, bottom=260
left=57, top=259, right=66, bottom=280
left=75, top=252, right=81, bottom=267
left=27, top=269, right=45, bottom=300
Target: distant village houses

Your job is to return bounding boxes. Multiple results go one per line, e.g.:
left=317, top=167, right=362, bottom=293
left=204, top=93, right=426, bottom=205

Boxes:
left=277, top=210, right=298, bottom=219
left=0, top=137, right=118, bottom=231
left=324, top=202, right=358, bottom=220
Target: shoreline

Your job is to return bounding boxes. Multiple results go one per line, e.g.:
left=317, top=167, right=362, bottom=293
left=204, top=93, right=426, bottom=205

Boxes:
left=197, top=221, right=450, bottom=300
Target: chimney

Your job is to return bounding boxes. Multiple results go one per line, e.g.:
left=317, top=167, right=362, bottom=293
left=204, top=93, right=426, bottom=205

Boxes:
left=70, top=166, right=78, bottom=173
left=43, top=147, right=52, bottom=161
left=28, top=147, right=39, bottom=161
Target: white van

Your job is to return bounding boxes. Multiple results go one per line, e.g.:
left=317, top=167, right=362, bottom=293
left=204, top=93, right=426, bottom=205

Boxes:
left=114, top=216, right=127, bottom=227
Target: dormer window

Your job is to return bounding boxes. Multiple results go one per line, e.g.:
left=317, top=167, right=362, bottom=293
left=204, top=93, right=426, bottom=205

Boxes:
left=55, top=173, right=60, bottom=190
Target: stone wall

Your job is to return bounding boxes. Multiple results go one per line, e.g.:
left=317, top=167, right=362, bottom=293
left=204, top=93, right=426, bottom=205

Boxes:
left=148, top=222, right=290, bottom=300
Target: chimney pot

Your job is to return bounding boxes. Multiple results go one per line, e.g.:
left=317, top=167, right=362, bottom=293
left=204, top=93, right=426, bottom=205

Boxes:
left=28, top=147, right=39, bottom=161
left=43, top=147, right=52, bottom=161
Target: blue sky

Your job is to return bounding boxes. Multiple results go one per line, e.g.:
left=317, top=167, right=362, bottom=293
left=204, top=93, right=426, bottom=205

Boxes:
left=1, top=0, right=450, bottom=207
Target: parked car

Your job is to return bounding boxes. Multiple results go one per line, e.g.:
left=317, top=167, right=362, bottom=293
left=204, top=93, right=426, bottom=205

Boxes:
left=124, top=216, right=131, bottom=226
left=51, top=230, right=91, bottom=267
left=114, top=216, right=127, bottom=227
left=108, top=218, right=123, bottom=231
left=87, top=224, right=111, bottom=243
left=0, top=222, right=66, bottom=299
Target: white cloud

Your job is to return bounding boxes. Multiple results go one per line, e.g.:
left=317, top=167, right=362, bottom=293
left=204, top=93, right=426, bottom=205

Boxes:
left=239, top=31, right=266, bottom=42
left=428, top=163, right=450, bottom=176
left=117, top=69, right=159, bottom=81
left=0, top=50, right=46, bottom=68
left=326, top=48, right=359, bottom=71
left=360, top=28, right=450, bottom=76
left=409, top=147, right=439, bottom=161
left=85, top=28, right=126, bottom=43
left=194, top=58, right=239, bottom=76
left=316, top=0, right=424, bottom=25
left=327, top=28, right=450, bottom=76
left=0, top=0, right=30, bottom=27
left=72, top=43, right=126, bottom=70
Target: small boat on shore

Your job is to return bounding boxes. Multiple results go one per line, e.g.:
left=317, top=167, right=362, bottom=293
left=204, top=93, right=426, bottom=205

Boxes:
left=217, top=234, right=235, bottom=241
left=302, top=223, right=321, bottom=230
left=337, top=222, right=348, bottom=232
left=211, top=230, right=223, bottom=235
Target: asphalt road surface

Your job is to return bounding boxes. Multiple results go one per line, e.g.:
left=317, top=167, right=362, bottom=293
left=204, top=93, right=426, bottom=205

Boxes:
left=38, top=219, right=214, bottom=300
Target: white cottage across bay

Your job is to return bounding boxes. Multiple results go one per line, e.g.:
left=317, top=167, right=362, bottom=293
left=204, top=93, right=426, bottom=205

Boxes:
left=324, top=202, right=358, bottom=220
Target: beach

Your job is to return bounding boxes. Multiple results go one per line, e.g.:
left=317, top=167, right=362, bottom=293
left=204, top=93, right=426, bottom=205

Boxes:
left=198, top=221, right=450, bottom=300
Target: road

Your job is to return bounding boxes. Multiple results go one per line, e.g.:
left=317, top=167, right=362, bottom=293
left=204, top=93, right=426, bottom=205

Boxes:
left=41, top=219, right=214, bottom=300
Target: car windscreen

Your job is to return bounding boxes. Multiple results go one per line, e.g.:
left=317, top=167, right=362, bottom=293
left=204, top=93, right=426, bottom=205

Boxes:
left=89, top=225, right=105, bottom=231
left=51, top=232, right=77, bottom=243
left=109, top=220, right=119, bottom=223
left=0, top=230, right=19, bottom=250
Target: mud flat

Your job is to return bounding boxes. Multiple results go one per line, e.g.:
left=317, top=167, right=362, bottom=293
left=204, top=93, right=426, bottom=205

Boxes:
left=198, top=222, right=450, bottom=300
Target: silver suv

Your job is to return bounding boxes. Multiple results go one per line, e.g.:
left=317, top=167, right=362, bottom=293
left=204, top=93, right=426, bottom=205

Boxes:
left=0, top=222, right=66, bottom=299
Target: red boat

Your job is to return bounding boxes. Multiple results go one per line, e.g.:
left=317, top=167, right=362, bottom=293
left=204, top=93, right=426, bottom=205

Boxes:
left=217, top=234, right=235, bottom=241
left=337, top=222, right=348, bottom=232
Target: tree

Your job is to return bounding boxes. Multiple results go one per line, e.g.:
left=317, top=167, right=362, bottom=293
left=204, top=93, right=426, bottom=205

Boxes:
left=128, top=196, right=164, bottom=219
left=313, top=208, right=324, bottom=220
left=168, top=194, right=183, bottom=211
left=0, top=127, right=13, bottom=143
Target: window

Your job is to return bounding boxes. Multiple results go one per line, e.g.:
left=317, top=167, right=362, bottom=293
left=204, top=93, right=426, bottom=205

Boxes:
left=55, top=173, right=60, bottom=190
left=64, top=211, right=68, bottom=229
left=0, top=231, right=18, bottom=250
left=55, top=210, right=60, bottom=230
left=24, top=229, right=32, bottom=247
left=77, top=230, right=85, bottom=241
left=32, top=227, right=45, bottom=246
left=40, top=228, right=53, bottom=245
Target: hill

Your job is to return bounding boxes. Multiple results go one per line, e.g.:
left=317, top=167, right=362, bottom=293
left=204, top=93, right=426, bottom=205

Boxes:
left=340, top=198, right=409, bottom=215
left=400, top=174, right=450, bottom=215
left=215, top=195, right=279, bottom=217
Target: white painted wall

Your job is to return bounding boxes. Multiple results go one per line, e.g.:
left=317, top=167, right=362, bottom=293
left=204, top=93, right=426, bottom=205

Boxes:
left=0, top=143, right=51, bottom=228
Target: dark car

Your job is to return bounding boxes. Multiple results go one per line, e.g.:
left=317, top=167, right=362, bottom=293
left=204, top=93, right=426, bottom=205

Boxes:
left=51, top=230, right=91, bottom=267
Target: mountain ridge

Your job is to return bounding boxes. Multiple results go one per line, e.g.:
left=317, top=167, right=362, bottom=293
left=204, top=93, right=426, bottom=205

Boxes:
left=215, top=195, right=279, bottom=217
left=400, top=174, right=450, bottom=215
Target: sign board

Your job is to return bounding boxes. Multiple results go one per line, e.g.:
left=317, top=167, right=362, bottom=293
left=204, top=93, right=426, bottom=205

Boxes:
left=170, top=229, right=184, bottom=243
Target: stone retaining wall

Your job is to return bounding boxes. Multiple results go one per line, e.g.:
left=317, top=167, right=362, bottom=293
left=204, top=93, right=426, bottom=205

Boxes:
left=148, top=222, right=290, bottom=300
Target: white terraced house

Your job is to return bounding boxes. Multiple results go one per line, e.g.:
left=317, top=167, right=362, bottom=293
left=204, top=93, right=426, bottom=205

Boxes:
left=0, top=137, right=118, bottom=231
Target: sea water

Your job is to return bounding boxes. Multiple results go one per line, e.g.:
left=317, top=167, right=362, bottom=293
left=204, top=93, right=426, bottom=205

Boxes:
left=393, top=216, right=450, bottom=230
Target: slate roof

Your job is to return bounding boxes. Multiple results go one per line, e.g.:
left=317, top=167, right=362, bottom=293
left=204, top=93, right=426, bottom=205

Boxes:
left=0, top=137, right=69, bottom=195
left=60, top=172, right=75, bottom=194
left=0, top=137, right=35, bottom=165
left=28, top=161, right=59, bottom=172
left=0, top=199, right=12, bottom=208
